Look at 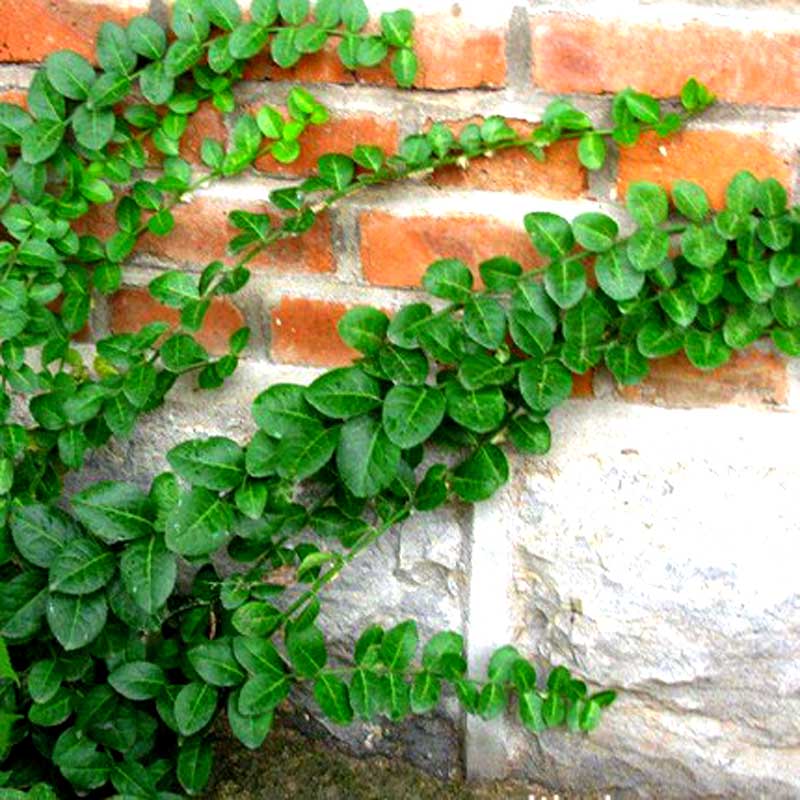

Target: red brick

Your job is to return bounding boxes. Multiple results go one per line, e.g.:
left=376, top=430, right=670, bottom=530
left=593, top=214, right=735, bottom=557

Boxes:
left=571, top=370, right=594, bottom=399
left=271, top=297, right=357, bottom=367
left=428, top=118, right=586, bottom=198
left=532, top=15, right=800, bottom=108
left=617, top=130, right=792, bottom=210
left=0, top=0, right=148, bottom=63
left=110, top=287, right=244, bottom=355
left=618, top=349, right=788, bottom=408
left=249, top=13, right=506, bottom=90
left=75, top=196, right=335, bottom=274
left=254, top=112, right=398, bottom=177
left=360, top=211, right=541, bottom=288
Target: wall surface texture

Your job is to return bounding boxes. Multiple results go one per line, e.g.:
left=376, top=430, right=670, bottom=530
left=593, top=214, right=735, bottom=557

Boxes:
left=1, top=0, right=799, bottom=796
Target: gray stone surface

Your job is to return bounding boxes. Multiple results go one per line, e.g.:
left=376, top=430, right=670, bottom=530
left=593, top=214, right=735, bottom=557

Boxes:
left=469, top=398, right=800, bottom=797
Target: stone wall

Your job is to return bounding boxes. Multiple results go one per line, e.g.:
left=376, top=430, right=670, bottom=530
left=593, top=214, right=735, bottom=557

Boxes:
left=3, top=0, right=799, bottom=795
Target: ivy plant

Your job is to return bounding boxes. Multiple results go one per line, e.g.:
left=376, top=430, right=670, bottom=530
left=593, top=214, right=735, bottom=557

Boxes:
left=0, top=0, right=787, bottom=797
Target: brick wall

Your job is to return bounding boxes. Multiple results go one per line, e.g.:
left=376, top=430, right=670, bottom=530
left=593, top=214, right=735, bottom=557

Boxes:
left=1, top=0, right=797, bottom=410
left=4, top=0, right=800, bottom=794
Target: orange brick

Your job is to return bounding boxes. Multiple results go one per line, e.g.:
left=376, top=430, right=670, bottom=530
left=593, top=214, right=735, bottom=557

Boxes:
left=429, top=118, right=586, bottom=198
left=531, top=15, right=800, bottom=108
left=110, top=287, right=244, bottom=355
left=271, top=297, right=357, bottom=368
left=0, top=0, right=148, bottom=63
left=360, top=211, right=541, bottom=288
left=618, top=349, right=788, bottom=408
left=76, top=196, right=334, bottom=274
left=0, top=89, right=27, bottom=108
left=571, top=370, right=594, bottom=399
left=617, top=130, right=792, bottom=210
left=249, top=13, right=506, bottom=90
left=254, top=112, right=398, bottom=177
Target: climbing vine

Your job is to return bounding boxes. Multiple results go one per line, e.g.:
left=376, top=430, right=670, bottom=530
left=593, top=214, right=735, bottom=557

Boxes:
left=0, top=0, right=792, bottom=796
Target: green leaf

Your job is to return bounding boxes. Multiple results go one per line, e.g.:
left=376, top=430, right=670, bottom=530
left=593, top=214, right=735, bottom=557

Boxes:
left=227, top=690, right=273, bottom=749
left=519, top=361, right=573, bottom=413
left=478, top=681, right=506, bottom=720
left=757, top=215, right=793, bottom=251
left=11, top=504, right=77, bottom=568
left=445, top=382, right=506, bottom=434
left=577, top=132, right=606, bottom=170
left=46, top=591, right=107, bottom=651
left=205, top=0, right=242, bottom=29
left=682, top=225, right=727, bottom=269
left=165, top=487, right=232, bottom=557
left=524, top=212, right=574, bottom=259
left=387, top=303, right=433, bottom=348
left=479, top=256, right=522, bottom=291
left=232, top=602, right=282, bottom=637
left=379, top=345, right=429, bottom=385
left=177, top=736, right=213, bottom=796
left=771, top=287, right=800, bottom=328
left=175, top=682, right=218, bottom=736
left=252, top=383, right=318, bottom=437
left=336, top=415, right=401, bottom=498
left=349, top=668, right=385, bottom=720
left=229, top=22, right=271, bottom=59
left=458, top=353, right=515, bottom=390
left=626, top=182, right=668, bottom=226
left=659, top=285, right=698, bottom=327
left=120, top=536, right=177, bottom=614
left=0, top=572, right=47, bottom=641
left=314, top=672, right=354, bottom=725
left=379, top=621, right=417, bottom=670
left=21, top=119, right=65, bottom=164
left=306, top=367, right=382, bottom=419
left=725, top=171, right=759, bottom=215
left=28, top=659, right=62, bottom=703
left=167, top=436, right=245, bottom=491
left=49, top=537, right=115, bottom=595
left=287, top=624, right=327, bottom=677
left=636, top=320, right=684, bottom=358
left=341, top=0, right=369, bottom=31
left=756, top=178, right=787, bottom=218
left=391, top=48, right=418, bottom=88
left=160, top=333, right=209, bottom=372
left=337, top=306, right=389, bottom=354
left=736, top=260, right=774, bottom=304
left=72, top=481, right=154, bottom=543
left=189, top=638, right=245, bottom=687
left=684, top=330, right=731, bottom=370
left=382, top=385, right=445, bottom=448
left=271, top=28, right=301, bottom=67
left=595, top=248, right=645, bottom=301
left=251, top=0, right=279, bottom=25
left=627, top=227, right=669, bottom=272
left=508, top=415, right=551, bottom=454
left=605, top=343, right=649, bottom=386
left=625, top=91, right=660, bottom=124
left=97, top=21, right=137, bottom=74
left=150, top=271, right=199, bottom=308
left=572, top=213, right=618, bottom=252
left=45, top=51, right=95, bottom=100
left=451, top=444, right=509, bottom=502
left=672, top=180, right=709, bottom=222
left=772, top=328, right=800, bottom=357
left=409, top=671, right=441, bottom=714
left=519, top=690, right=545, bottom=732
left=108, top=661, right=165, bottom=700
left=544, top=260, right=586, bottom=309
left=275, top=422, right=339, bottom=481
left=72, top=105, right=115, bottom=151
left=770, top=253, right=800, bottom=289
left=128, top=16, right=167, bottom=59
left=463, top=296, right=507, bottom=348
left=422, top=259, right=473, bottom=303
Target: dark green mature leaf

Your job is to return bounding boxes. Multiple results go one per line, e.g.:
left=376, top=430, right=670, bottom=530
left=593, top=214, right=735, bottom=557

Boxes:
left=46, top=591, right=107, bottom=651
left=725, top=171, right=759, bottom=215
left=275, top=422, right=340, bottom=481
left=451, top=445, right=509, bottom=503
left=108, top=661, right=165, bottom=700
left=605, top=344, right=649, bottom=385
left=0, top=571, right=48, bottom=641
left=636, top=320, right=684, bottom=358
left=128, top=16, right=167, bottom=58
left=595, top=248, right=645, bottom=301
left=306, top=367, right=382, bottom=419
left=175, top=682, right=218, bottom=736
left=544, top=260, right=586, bottom=309
left=464, top=296, right=507, bottom=348
left=314, top=672, right=353, bottom=725
left=49, top=537, right=115, bottom=595
left=189, top=638, right=245, bottom=687
left=387, top=303, right=433, bottom=348
left=736, top=260, right=774, bottom=304
left=445, top=382, right=506, bottom=434
left=382, top=385, right=445, bottom=448
left=627, top=226, right=669, bottom=272
left=166, top=487, right=232, bottom=556
left=519, top=361, right=573, bottom=413
left=227, top=690, right=273, bottom=749
left=422, top=259, right=473, bottom=303
left=46, top=51, right=95, bottom=100
left=232, top=602, right=282, bottom=637
left=11, top=504, right=78, bottom=568
left=682, top=225, right=727, bottom=269
left=756, top=178, right=788, bottom=218
left=672, top=180, right=709, bottom=222
left=167, top=437, right=245, bottom=491
left=458, top=353, right=515, bottom=390
left=338, top=307, right=389, bottom=354
left=21, top=119, right=65, bottom=164
left=659, top=285, right=698, bottom=327
left=337, top=415, right=400, bottom=498
left=160, top=334, right=209, bottom=372
left=572, top=213, right=618, bottom=252
left=479, top=256, right=522, bottom=291
left=379, top=345, right=429, bottom=385
left=29, top=659, right=63, bottom=703
left=120, top=536, right=176, bottom=615
left=509, top=415, right=551, bottom=454
left=72, top=481, right=154, bottom=543
left=524, top=212, right=574, bottom=259
left=287, top=624, right=327, bottom=677
left=684, top=330, right=731, bottom=370
left=177, top=735, right=214, bottom=795
left=252, top=383, right=318, bottom=437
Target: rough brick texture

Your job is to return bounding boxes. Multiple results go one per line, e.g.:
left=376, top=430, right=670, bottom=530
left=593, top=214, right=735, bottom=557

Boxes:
left=617, top=130, right=792, bottom=210
left=110, top=288, right=244, bottom=355
left=532, top=15, right=800, bottom=108
left=618, top=349, right=788, bottom=408
left=271, top=297, right=357, bottom=367
left=360, top=211, right=542, bottom=288
left=0, top=0, right=147, bottom=63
